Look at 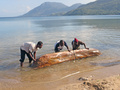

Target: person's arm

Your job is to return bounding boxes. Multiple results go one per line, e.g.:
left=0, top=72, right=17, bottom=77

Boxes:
left=28, top=51, right=36, bottom=61
left=67, top=47, right=71, bottom=52
left=64, top=41, right=70, bottom=52
left=82, top=42, right=89, bottom=49
left=34, top=52, right=36, bottom=60
left=28, top=44, right=36, bottom=61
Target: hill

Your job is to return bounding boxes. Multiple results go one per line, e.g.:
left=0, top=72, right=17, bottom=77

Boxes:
left=65, top=0, right=120, bottom=15
left=22, top=2, right=82, bottom=17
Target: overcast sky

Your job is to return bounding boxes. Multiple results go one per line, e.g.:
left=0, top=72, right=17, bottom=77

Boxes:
left=0, top=0, right=96, bottom=17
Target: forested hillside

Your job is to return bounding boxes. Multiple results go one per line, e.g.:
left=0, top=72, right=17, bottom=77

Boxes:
left=65, top=0, right=120, bottom=15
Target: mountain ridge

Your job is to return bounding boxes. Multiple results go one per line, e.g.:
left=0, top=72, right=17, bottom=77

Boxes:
left=22, top=2, right=82, bottom=17
left=65, top=0, right=120, bottom=15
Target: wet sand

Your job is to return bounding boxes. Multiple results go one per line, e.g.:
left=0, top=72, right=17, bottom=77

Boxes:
left=1, top=61, right=120, bottom=90
left=56, top=64, right=120, bottom=90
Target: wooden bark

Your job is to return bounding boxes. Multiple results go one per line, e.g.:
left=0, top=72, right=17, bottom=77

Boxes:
left=33, top=48, right=101, bottom=68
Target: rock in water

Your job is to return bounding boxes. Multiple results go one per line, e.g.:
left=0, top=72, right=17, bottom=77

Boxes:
left=33, top=48, right=101, bottom=68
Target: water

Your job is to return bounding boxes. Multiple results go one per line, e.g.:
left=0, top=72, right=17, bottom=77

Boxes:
left=0, top=15, right=120, bottom=89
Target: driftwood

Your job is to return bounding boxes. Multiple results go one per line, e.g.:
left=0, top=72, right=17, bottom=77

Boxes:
left=33, top=48, right=101, bottom=68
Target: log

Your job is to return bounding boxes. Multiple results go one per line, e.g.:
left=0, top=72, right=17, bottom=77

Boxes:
left=33, top=48, right=101, bottom=68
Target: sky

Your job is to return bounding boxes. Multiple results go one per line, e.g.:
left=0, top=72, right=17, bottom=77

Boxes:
left=0, top=0, right=96, bottom=17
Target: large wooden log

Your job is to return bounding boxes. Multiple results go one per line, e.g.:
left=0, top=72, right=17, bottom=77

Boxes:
left=33, top=48, right=101, bottom=68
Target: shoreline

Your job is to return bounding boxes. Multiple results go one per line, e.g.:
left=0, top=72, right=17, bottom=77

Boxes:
left=56, top=74, right=120, bottom=90
left=1, top=61, right=120, bottom=90
left=56, top=64, right=120, bottom=90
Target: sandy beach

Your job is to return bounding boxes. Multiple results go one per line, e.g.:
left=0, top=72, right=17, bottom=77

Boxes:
left=56, top=64, right=120, bottom=90
left=1, top=62, right=120, bottom=90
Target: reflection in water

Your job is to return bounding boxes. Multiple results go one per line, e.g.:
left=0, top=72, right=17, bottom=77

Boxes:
left=91, top=60, right=120, bottom=67
left=33, top=17, right=120, bottom=29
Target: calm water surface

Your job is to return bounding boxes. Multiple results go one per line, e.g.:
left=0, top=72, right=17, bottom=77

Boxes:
left=0, top=15, right=120, bottom=89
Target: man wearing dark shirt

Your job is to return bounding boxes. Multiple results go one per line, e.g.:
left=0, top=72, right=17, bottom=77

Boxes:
left=72, top=38, right=89, bottom=50
left=54, top=40, right=70, bottom=52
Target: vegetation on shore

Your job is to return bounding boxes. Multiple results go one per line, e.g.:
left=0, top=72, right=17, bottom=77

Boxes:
left=65, top=0, right=120, bottom=15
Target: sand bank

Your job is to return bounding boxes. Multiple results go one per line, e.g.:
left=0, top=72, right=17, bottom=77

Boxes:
left=56, top=64, right=120, bottom=90
left=1, top=62, right=120, bottom=90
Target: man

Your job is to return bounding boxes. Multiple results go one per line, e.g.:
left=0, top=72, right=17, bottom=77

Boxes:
left=19, top=41, right=43, bottom=67
left=54, top=40, right=70, bottom=52
left=72, top=38, right=89, bottom=50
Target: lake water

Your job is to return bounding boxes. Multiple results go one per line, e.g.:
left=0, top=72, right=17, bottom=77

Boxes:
left=0, top=15, right=120, bottom=89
